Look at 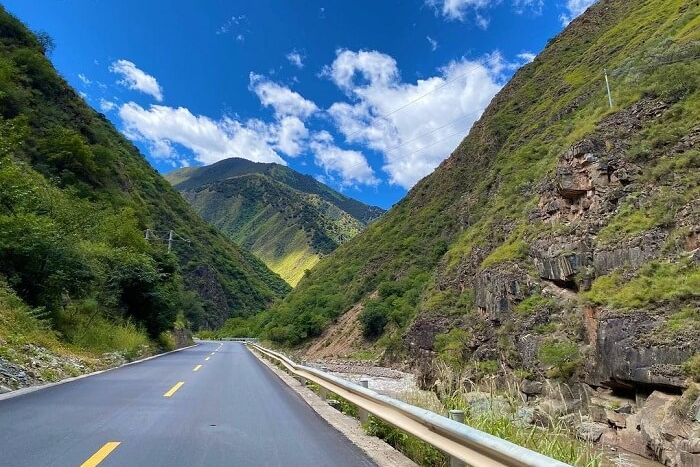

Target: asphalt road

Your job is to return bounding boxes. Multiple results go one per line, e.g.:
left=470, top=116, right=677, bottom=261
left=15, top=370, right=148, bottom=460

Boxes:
left=0, top=341, right=376, bottom=467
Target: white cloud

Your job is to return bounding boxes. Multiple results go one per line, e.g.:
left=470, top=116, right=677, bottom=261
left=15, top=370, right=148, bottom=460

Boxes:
left=309, top=131, right=378, bottom=187
left=560, top=0, right=596, bottom=25
left=325, top=49, right=505, bottom=189
left=517, top=51, right=536, bottom=63
left=118, top=102, right=285, bottom=166
left=275, top=116, right=309, bottom=157
left=99, top=98, right=116, bottom=112
left=323, top=49, right=399, bottom=92
left=286, top=50, right=305, bottom=68
left=109, top=59, right=163, bottom=101
left=426, top=0, right=493, bottom=21
left=249, top=73, right=318, bottom=119
left=77, top=73, right=91, bottom=85
left=426, top=36, right=438, bottom=51
left=427, top=0, right=545, bottom=25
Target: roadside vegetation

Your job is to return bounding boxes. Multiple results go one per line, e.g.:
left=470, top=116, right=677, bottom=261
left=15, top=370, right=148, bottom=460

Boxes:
left=0, top=7, right=288, bottom=383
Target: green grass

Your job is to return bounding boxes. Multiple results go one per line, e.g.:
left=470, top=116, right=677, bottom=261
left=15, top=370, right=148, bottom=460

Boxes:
left=538, top=338, right=581, bottom=379
left=585, top=259, right=700, bottom=310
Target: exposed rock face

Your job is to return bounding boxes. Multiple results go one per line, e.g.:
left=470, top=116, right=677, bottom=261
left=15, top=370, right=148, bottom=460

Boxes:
left=587, top=310, right=697, bottom=390
left=474, top=266, right=536, bottom=323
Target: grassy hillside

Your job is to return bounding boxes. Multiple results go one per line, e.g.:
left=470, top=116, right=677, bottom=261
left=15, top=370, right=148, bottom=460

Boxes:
left=257, top=0, right=699, bottom=387
left=167, top=158, right=384, bottom=285
left=0, top=3, right=289, bottom=376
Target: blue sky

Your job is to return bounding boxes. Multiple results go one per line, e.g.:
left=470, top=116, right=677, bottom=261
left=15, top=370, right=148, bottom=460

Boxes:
left=5, top=0, right=594, bottom=208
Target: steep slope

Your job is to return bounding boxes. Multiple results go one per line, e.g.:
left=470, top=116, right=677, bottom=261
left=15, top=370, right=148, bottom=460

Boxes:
left=262, top=0, right=699, bottom=391
left=166, top=158, right=385, bottom=285
left=0, top=3, right=289, bottom=354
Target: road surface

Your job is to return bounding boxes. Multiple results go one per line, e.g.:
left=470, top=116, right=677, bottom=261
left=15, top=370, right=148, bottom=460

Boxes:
left=0, top=341, right=375, bottom=466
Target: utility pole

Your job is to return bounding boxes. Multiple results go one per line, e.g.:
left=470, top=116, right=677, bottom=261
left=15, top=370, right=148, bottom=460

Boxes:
left=167, top=230, right=174, bottom=253
left=145, top=228, right=150, bottom=240
left=604, top=68, right=613, bottom=109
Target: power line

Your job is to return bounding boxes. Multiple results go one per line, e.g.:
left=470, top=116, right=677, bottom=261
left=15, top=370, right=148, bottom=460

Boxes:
left=145, top=229, right=191, bottom=253
left=341, top=60, right=493, bottom=141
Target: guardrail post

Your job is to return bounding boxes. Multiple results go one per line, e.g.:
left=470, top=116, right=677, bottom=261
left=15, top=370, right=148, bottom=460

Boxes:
left=448, top=410, right=466, bottom=467
left=358, top=380, right=370, bottom=424
left=319, top=387, right=329, bottom=400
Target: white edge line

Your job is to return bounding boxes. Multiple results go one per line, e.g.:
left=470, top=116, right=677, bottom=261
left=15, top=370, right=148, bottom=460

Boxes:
left=0, top=343, right=199, bottom=402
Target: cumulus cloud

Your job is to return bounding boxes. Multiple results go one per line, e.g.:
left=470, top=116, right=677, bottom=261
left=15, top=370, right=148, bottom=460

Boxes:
left=118, top=102, right=285, bottom=166
left=249, top=73, right=318, bottom=118
left=560, top=0, right=596, bottom=24
left=286, top=50, right=305, bottom=68
left=109, top=59, right=163, bottom=101
left=77, top=73, right=92, bottom=85
left=324, top=49, right=505, bottom=189
left=309, top=131, right=379, bottom=187
left=275, top=116, right=309, bottom=157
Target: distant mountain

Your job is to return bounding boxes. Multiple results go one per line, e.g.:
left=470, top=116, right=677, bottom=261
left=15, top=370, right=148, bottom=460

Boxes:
left=166, top=158, right=385, bottom=285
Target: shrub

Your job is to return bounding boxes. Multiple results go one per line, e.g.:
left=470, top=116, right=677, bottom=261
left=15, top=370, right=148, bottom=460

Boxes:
left=434, top=328, right=471, bottom=369
left=538, top=339, right=580, bottom=379
left=360, top=300, right=389, bottom=339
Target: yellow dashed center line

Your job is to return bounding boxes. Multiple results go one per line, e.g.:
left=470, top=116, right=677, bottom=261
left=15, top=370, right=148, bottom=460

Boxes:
left=210, top=352, right=215, bottom=356
left=205, top=356, right=210, bottom=361
left=163, top=381, right=184, bottom=397
left=80, top=441, right=121, bottom=467
left=193, top=364, right=202, bottom=372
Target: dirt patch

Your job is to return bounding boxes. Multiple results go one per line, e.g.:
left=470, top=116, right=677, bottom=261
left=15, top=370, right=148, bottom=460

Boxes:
left=304, top=293, right=376, bottom=360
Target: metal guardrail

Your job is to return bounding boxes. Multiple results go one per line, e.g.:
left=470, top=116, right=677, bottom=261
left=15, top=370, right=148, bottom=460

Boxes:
left=248, top=343, right=571, bottom=467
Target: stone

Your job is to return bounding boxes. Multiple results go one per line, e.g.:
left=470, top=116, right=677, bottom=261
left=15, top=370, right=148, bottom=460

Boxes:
left=606, top=409, right=627, bottom=429
left=513, top=406, right=535, bottom=427
left=615, top=402, right=634, bottom=414
left=590, top=404, right=607, bottom=423
left=577, top=421, right=606, bottom=442
left=461, top=391, right=511, bottom=417
left=0, top=385, right=11, bottom=394
left=559, top=412, right=581, bottom=428
left=521, top=380, right=543, bottom=396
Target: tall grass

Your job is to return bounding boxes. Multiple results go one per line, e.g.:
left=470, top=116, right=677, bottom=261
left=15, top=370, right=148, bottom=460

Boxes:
left=56, top=300, right=150, bottom=360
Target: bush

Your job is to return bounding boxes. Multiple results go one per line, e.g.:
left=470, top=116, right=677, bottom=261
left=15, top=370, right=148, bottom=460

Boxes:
left=538, top=339, right=580, bottom=379
left=434, top=328, right=471, bottom=369
left=360, top=300, right=389, bottom=339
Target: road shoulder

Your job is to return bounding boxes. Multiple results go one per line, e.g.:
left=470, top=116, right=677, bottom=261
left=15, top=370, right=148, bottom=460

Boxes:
left=249, top=346, right=417, bottom=467
left=0, top=343, right=198, bottom=402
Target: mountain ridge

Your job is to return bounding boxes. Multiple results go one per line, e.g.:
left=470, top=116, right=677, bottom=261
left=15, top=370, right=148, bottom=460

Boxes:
left=166, top=158, right=385, bottom=285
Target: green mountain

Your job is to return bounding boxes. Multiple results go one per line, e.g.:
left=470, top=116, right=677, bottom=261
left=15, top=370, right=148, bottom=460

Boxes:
left=260, top=0, right=699, bottom=392
left=166, top=158, right=384, bottom=285
left=0, top=3, right=289, bottom=356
